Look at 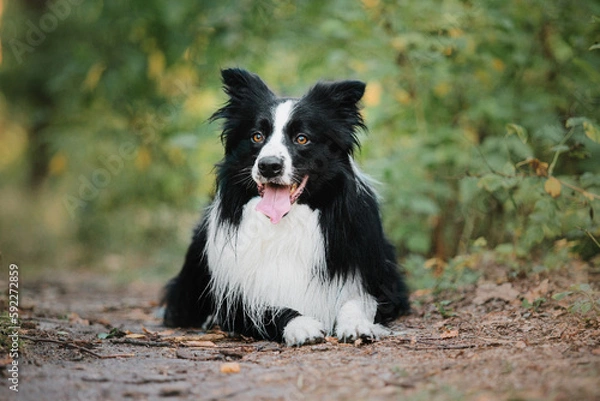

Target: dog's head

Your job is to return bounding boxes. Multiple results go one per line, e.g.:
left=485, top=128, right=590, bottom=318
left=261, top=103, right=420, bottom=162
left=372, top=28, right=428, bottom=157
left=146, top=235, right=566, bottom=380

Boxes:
left=211, top=68, right=366, bottom=223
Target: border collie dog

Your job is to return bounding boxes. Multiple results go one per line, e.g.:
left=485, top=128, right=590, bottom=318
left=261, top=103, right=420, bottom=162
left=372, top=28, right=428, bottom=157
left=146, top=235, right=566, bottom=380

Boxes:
left=163, top=68, right=409, bottom=346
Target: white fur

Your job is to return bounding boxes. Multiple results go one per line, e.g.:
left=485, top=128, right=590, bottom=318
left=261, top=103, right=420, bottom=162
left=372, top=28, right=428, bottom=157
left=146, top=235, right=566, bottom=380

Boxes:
left=283, top=316, right=325, bottom=346
left=335, top=299, right=391, bottom=341
left=204, top=194, right=378, bottom=339
left=252, top=100, right=296, bottom=185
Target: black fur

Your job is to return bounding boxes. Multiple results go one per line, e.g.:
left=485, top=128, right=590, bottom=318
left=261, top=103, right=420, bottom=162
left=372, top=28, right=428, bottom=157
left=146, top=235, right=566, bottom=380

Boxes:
left=163, top=68, right=409, bottom=343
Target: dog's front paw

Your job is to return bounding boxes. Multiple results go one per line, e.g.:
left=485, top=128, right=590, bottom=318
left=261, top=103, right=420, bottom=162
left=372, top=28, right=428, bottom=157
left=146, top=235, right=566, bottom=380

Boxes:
left=335, top=299, right=391, bottom=342
left=335, top=320, right=391, bottom=343
left=283, top=316, right=326, bottom=346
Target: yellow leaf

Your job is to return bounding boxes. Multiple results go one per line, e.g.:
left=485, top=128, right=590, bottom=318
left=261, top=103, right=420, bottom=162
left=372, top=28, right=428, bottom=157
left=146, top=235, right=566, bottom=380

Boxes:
left=544, top=176, right=561, bottom=198
left=448, top=28, right=463, bottom=38
left=361, top=0, right=380, bottom=9
left=363, top=81, right=382, bottom=107
left=147, top=50, right=165, bottom=80
left=506, top=123, right=528, bottom=144
left=125, top=333, right=147, bottom=339
left=492, top=58, right=505, bottom=72
left=0, top=125, right=28, bottom=170
left=135, top=147, right=152, bottom=171
left=394, top=88, right=411, bottom=105
left=181, top=341, right=216, bottom=347
left=49, top=152, right=68, bottom=175
left=390, top=36, right=408, bottom=52
left=167, top=147, right=185, bottom=165
left=583, top=121, right=600, bottom=143
left=434, top=82, right=451, bottom=97
left=82, top=62, right=106, bottom=91
left=424, top=258, right=447, bottom=271
left=463, top=126, right=479, bottom=144
left=220, top=363, right=241, bottom=374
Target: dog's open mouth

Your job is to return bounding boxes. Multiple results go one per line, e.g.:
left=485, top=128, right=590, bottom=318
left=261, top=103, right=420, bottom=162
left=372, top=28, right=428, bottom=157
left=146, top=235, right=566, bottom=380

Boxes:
left=255, top=175, right=309, bottom=224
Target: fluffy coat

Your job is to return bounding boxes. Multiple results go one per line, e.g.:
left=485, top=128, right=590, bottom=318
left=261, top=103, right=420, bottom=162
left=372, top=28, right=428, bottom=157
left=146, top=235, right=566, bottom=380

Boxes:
left=163, top=68, right=409, bottom=345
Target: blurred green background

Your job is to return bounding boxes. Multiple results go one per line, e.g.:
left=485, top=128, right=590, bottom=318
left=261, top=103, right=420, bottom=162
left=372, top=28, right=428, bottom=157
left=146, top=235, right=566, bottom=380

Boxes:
left=1, top=0, right=599, bottom=288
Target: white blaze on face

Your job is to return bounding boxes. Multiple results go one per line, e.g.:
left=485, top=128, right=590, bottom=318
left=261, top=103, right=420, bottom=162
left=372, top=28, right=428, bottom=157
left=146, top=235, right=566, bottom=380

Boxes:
left=252, top=100, right=296, bottom=184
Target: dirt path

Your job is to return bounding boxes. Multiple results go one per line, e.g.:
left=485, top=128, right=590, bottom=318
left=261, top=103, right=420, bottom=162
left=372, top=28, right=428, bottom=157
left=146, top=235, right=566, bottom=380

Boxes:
left=1, top=269, right=599, bottom=401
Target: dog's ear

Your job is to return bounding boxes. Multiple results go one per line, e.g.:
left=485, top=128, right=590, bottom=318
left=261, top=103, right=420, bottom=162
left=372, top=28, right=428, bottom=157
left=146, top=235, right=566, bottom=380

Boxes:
left=211, top=69, right=275, bottom=152
left=219, top=68, right=275, bottom=103
left=302, top=80, right=367, bottom=153
left=305, top=80, right=366, bottom=108
left=326, top=80, right=366, bottom=106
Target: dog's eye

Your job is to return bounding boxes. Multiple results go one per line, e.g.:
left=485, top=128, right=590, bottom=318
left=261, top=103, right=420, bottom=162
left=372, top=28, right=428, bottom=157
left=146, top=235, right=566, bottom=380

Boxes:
left=251, top=132, right=264, bottom=143
left=294, top=134, right=310, bottom=145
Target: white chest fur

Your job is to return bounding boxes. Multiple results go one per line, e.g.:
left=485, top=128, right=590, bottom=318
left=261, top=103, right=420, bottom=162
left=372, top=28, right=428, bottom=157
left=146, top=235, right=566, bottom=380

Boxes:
left=204, top=196, right=370, bottom=332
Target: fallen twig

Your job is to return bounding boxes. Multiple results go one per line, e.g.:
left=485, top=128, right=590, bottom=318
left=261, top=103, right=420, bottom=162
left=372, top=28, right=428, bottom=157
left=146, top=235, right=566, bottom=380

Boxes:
left=110, top=338, right=171, bottom=347
left=21, top=335, right=135, bottom=359
left=388, top=335, right=506, bottom=350
left=395, top=343, right=478, bottom=350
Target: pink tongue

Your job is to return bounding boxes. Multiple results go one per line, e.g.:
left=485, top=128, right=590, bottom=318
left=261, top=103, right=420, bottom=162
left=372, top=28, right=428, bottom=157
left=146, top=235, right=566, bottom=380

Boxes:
left=256, top=185, right=291, bottom=224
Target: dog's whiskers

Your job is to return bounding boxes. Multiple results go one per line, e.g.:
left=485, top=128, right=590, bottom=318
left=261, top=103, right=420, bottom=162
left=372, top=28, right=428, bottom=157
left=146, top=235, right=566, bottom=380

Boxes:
left=231, top=168, right=255, bottom=189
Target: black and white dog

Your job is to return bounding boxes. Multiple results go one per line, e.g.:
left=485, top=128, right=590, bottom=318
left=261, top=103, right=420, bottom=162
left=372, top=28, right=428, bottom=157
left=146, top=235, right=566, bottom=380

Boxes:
left=163, top=68, right=409, bottom=346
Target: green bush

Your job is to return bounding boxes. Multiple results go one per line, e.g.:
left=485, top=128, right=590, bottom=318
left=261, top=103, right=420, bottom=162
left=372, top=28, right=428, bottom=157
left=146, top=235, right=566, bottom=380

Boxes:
left=1, top=0, right=599, bottom=280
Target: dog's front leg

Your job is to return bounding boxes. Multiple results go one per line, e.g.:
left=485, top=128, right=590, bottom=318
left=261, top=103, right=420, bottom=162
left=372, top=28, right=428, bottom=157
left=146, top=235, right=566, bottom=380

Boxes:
left=282, top=315, right=326, bottom=346
left=335, top=298, right=391, bottom=342
left=239, top=308, right=325, bottom=346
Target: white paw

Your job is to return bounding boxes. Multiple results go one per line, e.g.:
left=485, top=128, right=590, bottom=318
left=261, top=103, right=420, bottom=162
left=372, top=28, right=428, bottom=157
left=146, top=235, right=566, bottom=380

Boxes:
left=335, top=320, right=391, bottom=342
left=283, top=316, right=326, bottom=346
left=335, top=299, right=390, bottom=342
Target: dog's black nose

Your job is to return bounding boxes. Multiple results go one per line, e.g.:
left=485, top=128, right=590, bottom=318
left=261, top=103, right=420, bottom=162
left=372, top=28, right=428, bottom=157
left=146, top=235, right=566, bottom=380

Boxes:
left=258, top=156, right=284, bottom=178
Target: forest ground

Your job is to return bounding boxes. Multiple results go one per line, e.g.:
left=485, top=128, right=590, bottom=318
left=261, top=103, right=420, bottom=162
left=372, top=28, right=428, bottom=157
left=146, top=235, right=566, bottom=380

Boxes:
left=1, top=262, right=599, bottom=401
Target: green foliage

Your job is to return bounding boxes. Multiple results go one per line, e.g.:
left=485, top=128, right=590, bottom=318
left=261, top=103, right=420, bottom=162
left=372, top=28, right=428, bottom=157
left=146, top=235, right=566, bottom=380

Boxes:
left=434, top=300, right=456, bottom=319
left=522, top=297, right=546, bottom=313
left=553, top=284, right=600, bottom=317
left=97, top=327, right=126, bottom=340
left=368, top=0, right=600, bottom=265
left=0, top=0, right=599, bottom=282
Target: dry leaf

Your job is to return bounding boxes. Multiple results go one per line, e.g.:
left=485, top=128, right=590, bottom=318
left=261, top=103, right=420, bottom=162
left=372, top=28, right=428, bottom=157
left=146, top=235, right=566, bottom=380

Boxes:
left=181, top=341, right=216, bottom=348
left=220, top=363, right=241, bottom=374
left=534, top=161, right=549, bottom=177
left=544, top=177, right=561, bottom=198
left=520, top=158, right=548, bottom=177
left=524, top=279, right=549, bottom=303
left=142, top=327, right=155, bottom=335
left=166, top=333, right=226, bottom=343
left=68, top=312, right=90, bottom=326
left=93, top=318, right=112, bottom=327
left=0, top=356, right=13, bottom=366
left=440, top=329, right=459, bottom=339
left=125, top=333, right=147, bottom=339
left=324, top=336, right=339, bottom=345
